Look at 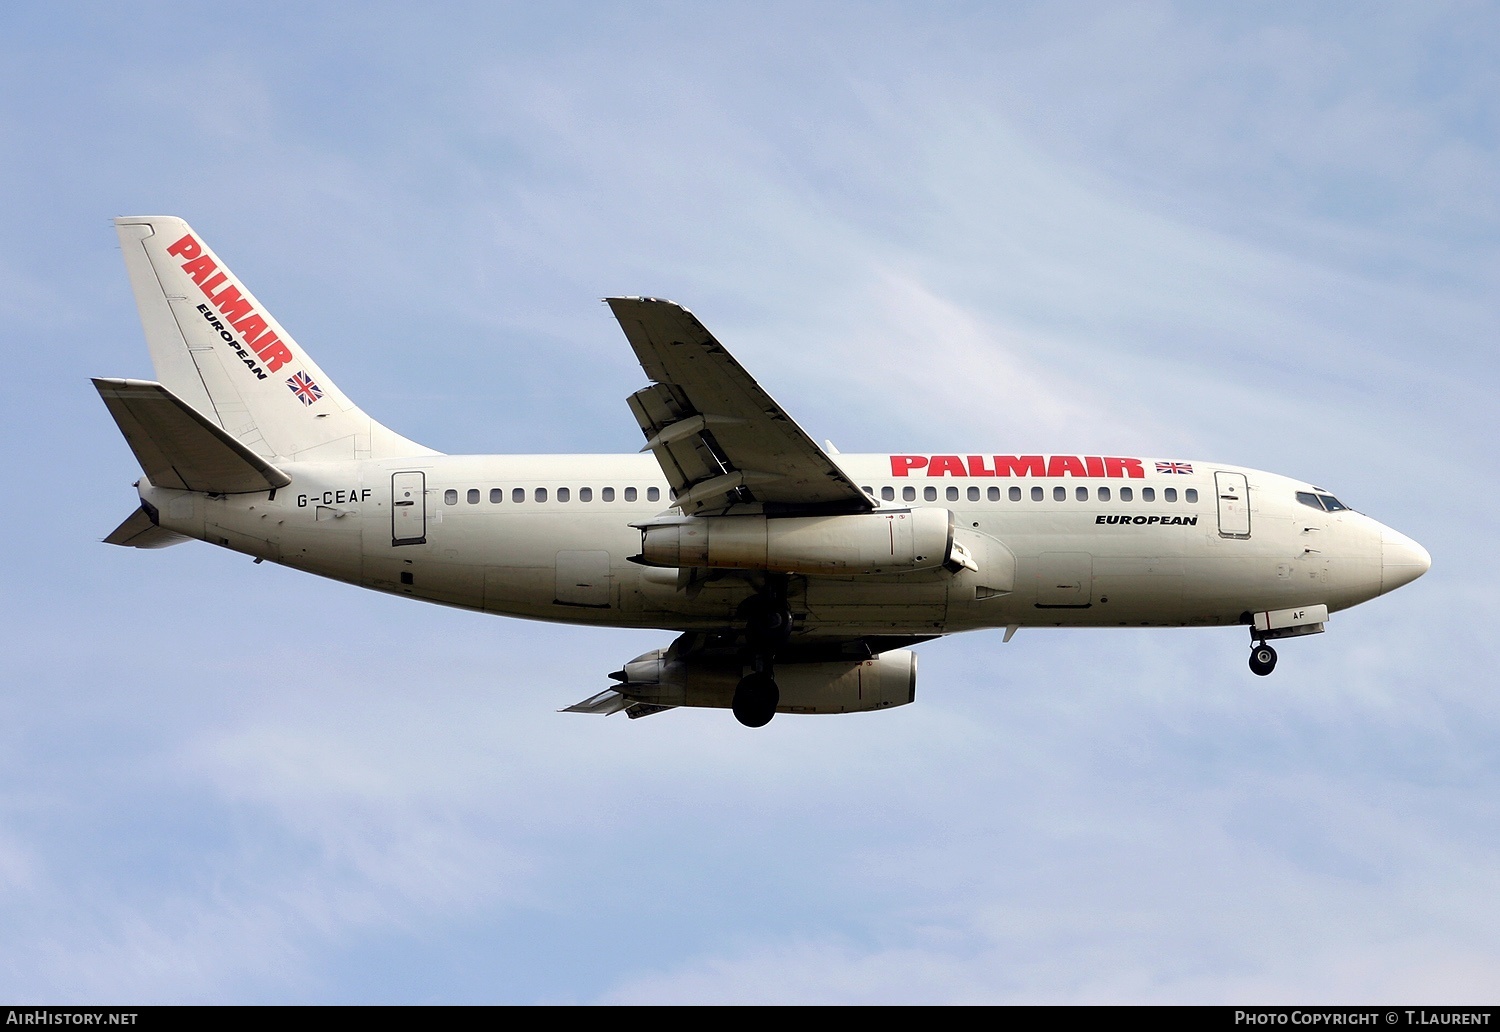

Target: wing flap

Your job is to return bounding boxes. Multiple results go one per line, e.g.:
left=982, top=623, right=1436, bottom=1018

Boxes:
left=626, top=383, right=723, bottom=492
left=608, top=297, right=873, bottom=516
left=93, top=378, right=292, bottom=493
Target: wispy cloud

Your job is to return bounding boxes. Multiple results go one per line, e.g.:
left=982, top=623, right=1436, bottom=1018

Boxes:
left=1, top=0, right=1494, bottom=1004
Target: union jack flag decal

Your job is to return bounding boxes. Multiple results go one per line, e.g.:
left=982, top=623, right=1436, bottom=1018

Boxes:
left=286, top=371, right=323, bottom=406
left=1156, top=461, right=1193, bottom=475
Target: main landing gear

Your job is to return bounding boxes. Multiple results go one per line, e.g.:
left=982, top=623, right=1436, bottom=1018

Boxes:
left=1249, top=642, right=1278, bottom=677
left=732, top=584, right=792, bottom=728
left=732, top=670, right=779, bottom=728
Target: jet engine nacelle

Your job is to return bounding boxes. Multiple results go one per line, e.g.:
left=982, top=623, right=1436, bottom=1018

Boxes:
left=634, top=509, right=963, bottom=576
left=615, top=648, right=917, bottom=715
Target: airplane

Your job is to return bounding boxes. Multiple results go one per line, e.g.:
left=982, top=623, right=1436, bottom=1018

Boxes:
left=96, top=216, right=1432, bottom=728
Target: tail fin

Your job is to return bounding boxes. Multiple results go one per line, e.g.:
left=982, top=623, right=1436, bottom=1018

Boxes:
left=114, top=216, right=438, bottom=462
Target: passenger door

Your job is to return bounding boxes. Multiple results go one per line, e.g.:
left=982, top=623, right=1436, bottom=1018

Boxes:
left=391, top=471, right=426, bottom=546
left=1215, top=471, right=1251, bottom=539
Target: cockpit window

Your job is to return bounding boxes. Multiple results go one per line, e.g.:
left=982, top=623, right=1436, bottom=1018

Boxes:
left=1297, top=491, right=1351, bottom=513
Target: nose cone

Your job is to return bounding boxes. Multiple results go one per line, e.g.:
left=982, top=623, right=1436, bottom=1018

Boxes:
left=1381, top=526, right=1431, bottom=594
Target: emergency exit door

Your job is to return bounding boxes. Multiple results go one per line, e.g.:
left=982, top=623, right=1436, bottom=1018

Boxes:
left=391, top=471, right=427, bottom=546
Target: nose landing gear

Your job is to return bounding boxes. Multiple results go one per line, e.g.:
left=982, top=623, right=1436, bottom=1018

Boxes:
left=1249, top=642, right=1278, bottom=676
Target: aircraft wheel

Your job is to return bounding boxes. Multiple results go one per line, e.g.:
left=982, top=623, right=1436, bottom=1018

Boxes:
left=732, top=671, right=780, bottom=728
left=1249, top=644, right=1278, bottom=677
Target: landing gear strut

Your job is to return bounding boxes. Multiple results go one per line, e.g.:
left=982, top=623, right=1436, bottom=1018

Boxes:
left=1249, top=642, right=1278, bottom=676
left=733, top=581, right=792, bottom=728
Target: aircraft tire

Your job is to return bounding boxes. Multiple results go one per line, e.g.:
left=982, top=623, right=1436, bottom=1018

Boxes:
left=732, top=671, right=780, bottom=728
left=1249, top=644, right=1278, bottom=676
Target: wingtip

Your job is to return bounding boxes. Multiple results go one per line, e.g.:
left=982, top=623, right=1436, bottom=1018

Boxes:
left=604, top=295, right=688, bottom=309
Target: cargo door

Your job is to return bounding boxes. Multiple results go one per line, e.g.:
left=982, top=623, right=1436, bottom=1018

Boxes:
left=1215, top=471, right=1251, bottom=539
left=556, top=550, right=612, bottom=608
left=391, top=471, right=426, bottom=546
left=1035, top=552, right=1093, bottom=608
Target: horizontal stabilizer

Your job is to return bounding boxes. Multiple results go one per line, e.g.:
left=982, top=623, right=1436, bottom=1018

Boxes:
left=93, top=378, right=291, bottom=494
left=104, top=506, right=188, bottom=548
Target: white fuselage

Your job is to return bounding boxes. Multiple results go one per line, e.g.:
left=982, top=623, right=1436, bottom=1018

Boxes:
left=100, top=217, right=1433, bottom=723
left=140, top=451, right=1417, bottom=640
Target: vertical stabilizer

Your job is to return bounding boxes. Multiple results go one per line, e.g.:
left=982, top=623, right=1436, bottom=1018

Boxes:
left=114, top=216, right=437, bottom=462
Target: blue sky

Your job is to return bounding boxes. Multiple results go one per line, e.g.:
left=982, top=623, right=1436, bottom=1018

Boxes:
left=2, top=0, right=1496, bottom=1003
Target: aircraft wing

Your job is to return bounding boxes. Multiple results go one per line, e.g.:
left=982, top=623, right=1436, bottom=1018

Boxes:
left=606, top=297, right=875, bottom=516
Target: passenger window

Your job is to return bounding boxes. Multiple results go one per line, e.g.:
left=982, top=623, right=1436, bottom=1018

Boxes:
left=1053, top=486, right=1065, bottom=501
left=557, top=487, right=570, bottom=502
left=535, top=488, right=548, bottom=502
left=1186, top=488, right=1198, bottom=503
left=580, top=487, right=592, bottom=502
left=947, top=487, right=959, bottom=501
left=968, top=487, right=980, bottom=501
left=881, top=486, right=895, bottom=501
left=602, top=487, right=615, bottom=502
left=1076, top=487, right=1088, bottom=501
left=903, top=486, right=916, bottom=502
left=1120, top=487, right=1133, bottom=501
left=924, top=486, right=938, bottom=502
left=1164, top=488, right=1177, bottom=502
left=467, top=488, right=480, bottom=504
left=647, top=487, right=660, bottom=502
left=862, top=486, right=874, bottom=496
left=1142, top=487, right=1155, bottom=502
left=444, top=489, right=457, bottom=505
left=1031, top=486, right=1043, bottom=501
left=512, top=487, right=525, bottom=503
left=490, top=488, right=503, bottom=503
left=1099, top=486, right=1110, bottom=501
left=1010, top=486, right=1021, bottom=501
left=625, top=487, right=637, bottom=502
left=988, top=486, right=1002, bottom=501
